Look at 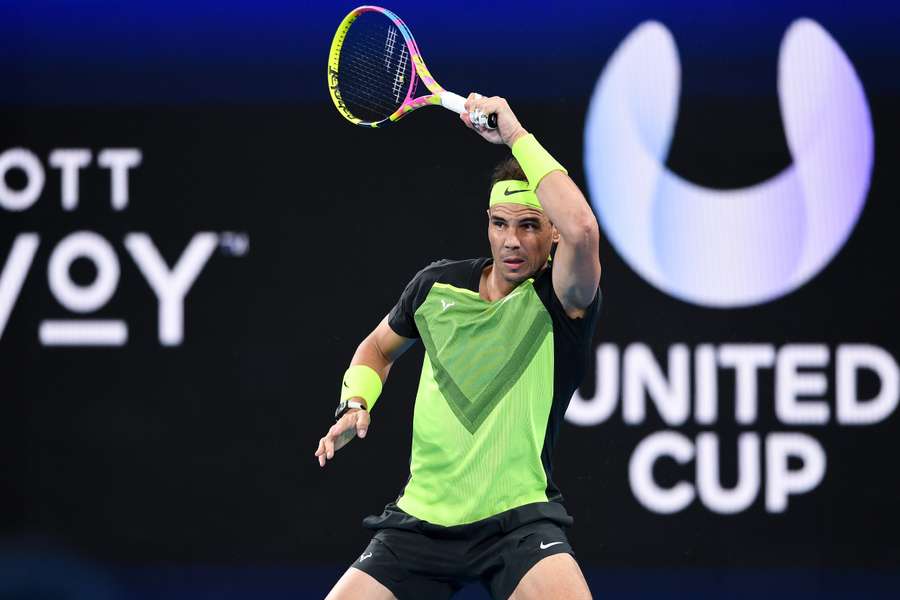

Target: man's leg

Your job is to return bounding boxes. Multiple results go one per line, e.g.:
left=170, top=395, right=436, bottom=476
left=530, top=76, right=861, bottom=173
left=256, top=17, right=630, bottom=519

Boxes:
left=325, top=567, right=397, bottom=600
left=508, top=554, right=592, bottom=600
left=326, top=531, right=457, bottom=600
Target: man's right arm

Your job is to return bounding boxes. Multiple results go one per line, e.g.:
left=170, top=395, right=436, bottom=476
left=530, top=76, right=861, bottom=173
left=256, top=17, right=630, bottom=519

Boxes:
left=315, top=316, right=416, bottom=467
left=348, top=316, right=417, bottom=395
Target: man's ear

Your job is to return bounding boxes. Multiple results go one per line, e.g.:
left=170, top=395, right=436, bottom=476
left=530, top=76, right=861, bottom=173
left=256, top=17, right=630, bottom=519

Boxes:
left=551, top=224, right=561, bottom=244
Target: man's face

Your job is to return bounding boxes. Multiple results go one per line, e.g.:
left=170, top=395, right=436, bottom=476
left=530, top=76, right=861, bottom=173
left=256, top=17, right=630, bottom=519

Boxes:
left=487, top=203, right=558, bottom=284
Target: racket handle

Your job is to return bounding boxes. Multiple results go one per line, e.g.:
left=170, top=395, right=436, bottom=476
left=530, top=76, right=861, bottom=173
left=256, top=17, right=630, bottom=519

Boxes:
left=440, top=91, right=467, bottom=114
left=440, top=91, right=498, bottom=130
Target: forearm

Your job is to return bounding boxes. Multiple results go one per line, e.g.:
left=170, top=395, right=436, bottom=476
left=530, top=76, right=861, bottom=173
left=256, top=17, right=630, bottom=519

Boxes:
left=349, top=331, right=394, bottom=399
left=532, top=170, right=599, bottom=245
left=506, top=130, right=598, bottom=246
left=317, top=320, right=412, bottom=466
left=344, top=316, right=415, bottom=409
left=509, top=131, right=601, bottom=311
left=462, top=94, right=598, bottom=240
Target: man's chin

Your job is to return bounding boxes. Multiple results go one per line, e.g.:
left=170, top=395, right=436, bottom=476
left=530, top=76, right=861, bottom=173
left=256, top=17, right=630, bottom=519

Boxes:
left=500, top=264, right=535, bottom=284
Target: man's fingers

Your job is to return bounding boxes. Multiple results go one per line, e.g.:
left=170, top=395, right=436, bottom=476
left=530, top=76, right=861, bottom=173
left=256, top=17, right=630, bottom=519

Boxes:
left=326, top=419, right=348, bottom=458
left=460, top=94, right=515, bottom=144
left=316, top=437, right=327, bottom=467
left=335, top=410, right=368, bottom=445
left=465, top=92, right=490, bottom=131
left=331, top=412, right=355, bottom=451
left=480, top=97, right=506, bottom=121
left=464, top=92, right=483, bottom=112
left=316, top=410, right=371, bottom=467
left=356, top=410, right=371, bottom=438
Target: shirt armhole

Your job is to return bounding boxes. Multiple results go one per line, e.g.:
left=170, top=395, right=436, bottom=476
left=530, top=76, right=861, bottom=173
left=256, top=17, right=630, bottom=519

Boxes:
left=535, top=266, right=602, bottom=342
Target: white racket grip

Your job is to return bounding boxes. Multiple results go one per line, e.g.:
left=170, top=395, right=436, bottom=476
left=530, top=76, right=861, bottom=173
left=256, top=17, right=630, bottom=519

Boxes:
left=440, top=91, right=467, bottom=114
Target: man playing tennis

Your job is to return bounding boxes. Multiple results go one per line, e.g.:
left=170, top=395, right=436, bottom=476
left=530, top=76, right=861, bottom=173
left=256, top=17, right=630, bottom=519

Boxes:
left=317, top=93, right=601, bottom=600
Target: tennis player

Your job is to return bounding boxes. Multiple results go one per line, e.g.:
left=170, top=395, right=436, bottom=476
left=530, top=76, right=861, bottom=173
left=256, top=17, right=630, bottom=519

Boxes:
left=317, top=94, right=601, bottom=600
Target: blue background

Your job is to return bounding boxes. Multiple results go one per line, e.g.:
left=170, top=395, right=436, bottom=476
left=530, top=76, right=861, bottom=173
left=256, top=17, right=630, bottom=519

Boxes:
left=3, top=0, right=899, bottom=105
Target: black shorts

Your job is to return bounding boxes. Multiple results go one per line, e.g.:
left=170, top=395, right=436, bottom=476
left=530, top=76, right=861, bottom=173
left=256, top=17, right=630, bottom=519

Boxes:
left=352, top=502, right=576, bottom=600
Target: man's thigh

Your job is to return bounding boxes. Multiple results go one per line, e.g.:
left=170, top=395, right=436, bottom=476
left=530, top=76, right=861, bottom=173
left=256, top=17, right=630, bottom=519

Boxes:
left=328, top=532, right=458, bottom=600
left=325, top=567, right=397, bottom=600
left=508, top=553, right=592, bottom=600
left=481, top=519, right=583, bottom=600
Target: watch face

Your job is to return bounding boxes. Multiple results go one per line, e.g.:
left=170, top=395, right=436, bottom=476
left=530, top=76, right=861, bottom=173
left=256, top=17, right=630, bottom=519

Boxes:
left=334, top=401, right=348, bottom=419
left=335, top=400, right=364, bottom=420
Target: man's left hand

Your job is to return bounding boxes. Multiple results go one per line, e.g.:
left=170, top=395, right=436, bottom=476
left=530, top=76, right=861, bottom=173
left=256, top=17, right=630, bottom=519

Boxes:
left=461, top=93, right=528, bottom=148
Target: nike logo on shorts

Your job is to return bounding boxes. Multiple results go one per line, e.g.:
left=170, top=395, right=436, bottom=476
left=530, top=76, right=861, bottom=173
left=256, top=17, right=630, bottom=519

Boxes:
left=540, top=541, right=564, bottom=550
left=359, top=552, right=373, bottom=562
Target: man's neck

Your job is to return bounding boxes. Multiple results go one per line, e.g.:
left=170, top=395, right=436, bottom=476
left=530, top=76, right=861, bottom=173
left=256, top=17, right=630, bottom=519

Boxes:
left=480, top=264, right=520, bottom=302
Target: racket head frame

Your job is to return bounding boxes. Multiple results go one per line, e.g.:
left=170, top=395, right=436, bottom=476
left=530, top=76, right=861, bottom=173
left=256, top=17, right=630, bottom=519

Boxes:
left=327, top=5, right=450, bottom=128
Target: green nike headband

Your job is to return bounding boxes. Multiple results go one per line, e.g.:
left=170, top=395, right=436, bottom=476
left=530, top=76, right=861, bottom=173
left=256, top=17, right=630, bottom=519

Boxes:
left=489, top=179, right=542, bottom=211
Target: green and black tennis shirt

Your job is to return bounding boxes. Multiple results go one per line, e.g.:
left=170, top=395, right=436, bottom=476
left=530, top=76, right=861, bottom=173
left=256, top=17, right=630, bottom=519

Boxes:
left=374, top=257, right=600, bottom=530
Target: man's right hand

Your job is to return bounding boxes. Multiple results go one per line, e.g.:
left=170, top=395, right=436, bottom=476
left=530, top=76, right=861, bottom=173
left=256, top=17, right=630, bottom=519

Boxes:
left=315, top=408, right=371, bottom=467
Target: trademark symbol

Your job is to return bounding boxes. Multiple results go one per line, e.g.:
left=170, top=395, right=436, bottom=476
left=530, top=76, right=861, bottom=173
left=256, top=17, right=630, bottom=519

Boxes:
left=219, top=232, right=249, bottom=257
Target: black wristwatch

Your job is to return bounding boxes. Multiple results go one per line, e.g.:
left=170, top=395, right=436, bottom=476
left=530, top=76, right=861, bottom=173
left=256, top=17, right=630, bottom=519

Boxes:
left=334, top=399, right=366, bottom=420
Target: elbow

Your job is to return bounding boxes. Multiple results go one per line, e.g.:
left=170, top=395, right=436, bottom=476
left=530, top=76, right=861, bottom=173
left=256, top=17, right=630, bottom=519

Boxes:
left=367, top=333, right=392, bottom=367
left=584, top=214, right=600, bottom=246
left=567, top=211, right=600, bottom=250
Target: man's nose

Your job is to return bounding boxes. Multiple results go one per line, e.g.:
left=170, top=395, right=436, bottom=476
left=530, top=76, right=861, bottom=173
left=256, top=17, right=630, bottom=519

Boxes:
left=503, top=230, right=521, bottom=249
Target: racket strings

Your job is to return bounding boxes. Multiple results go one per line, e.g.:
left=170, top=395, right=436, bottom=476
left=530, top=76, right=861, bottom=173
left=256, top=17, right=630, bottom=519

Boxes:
left=341, top=53, right=400, bottom=113
left=392, top=44, right=409, bottom=103
left=341, top=25, right=407, bottom=115
left=340, top=39, right=399, bottom=117
left=336, top=12, right=416, bottom=123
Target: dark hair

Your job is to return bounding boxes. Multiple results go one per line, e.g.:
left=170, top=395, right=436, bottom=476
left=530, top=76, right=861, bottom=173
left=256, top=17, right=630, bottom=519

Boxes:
left=489, top=156, right=527, bottom=190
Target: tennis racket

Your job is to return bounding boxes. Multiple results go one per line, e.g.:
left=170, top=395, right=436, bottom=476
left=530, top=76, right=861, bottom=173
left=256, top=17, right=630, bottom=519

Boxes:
left=327, top=5, right=497, bottom=129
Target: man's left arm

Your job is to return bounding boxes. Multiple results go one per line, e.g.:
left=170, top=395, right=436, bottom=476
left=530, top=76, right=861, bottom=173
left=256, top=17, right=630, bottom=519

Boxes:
left=462, top=94, right=601, bottom=318
left=531, top=170, right=601, bottom=318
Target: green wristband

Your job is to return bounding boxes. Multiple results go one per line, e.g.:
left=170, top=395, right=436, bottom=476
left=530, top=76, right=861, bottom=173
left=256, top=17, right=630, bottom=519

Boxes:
left=340, top=364, right=382, bottom=411
left=511, top=133, right=568, bottom=189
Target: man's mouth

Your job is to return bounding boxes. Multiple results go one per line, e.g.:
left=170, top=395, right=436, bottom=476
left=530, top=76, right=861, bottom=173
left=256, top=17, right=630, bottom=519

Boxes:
left=502, top=257, right=526, bottom=269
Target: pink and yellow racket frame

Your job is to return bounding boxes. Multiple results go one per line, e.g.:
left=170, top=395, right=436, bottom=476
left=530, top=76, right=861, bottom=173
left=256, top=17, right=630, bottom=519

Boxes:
left=327, top=5, right=468, bottom=128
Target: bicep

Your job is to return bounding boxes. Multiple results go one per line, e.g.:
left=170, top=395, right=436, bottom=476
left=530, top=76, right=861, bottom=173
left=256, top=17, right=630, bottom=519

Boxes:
left=551, top=233, right=601, bottom=318
left=532, top=172, right=601, bottom=317
left=372, top=315, right=417, bottom=363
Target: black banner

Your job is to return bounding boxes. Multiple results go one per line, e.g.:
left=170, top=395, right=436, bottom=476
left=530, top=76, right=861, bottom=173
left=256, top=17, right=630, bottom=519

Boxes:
left=3, top=84, right=898, bottom=571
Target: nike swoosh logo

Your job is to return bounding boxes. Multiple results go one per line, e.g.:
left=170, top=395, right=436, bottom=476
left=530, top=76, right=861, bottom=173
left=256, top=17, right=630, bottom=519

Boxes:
left=504, top=187, right=529, bottom=196
left=359, top=552, right=373, bottom=562
left=540, top=541, right=564, bottom=550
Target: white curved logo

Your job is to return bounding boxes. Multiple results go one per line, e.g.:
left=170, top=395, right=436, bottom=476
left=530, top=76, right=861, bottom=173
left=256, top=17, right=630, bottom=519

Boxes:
left=584, top=19, right=874, bottom=308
